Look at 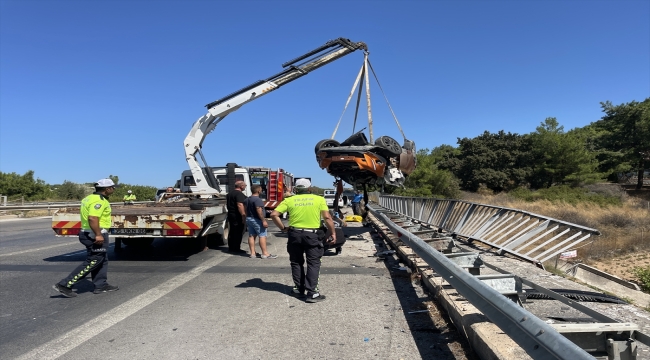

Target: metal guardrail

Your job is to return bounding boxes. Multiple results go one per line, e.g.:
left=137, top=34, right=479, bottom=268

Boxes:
left=368, top=204, right=594, bottom=360
left=372, top=194, right=600, bottom=267
left=0, top=201, right=152, bottom=212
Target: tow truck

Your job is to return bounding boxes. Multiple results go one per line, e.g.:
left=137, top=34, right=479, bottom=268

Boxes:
left=52, top=37, right=369, bottom=252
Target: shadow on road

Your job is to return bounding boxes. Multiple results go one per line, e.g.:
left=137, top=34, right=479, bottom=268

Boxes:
left=42, top=238, right=219, bottom=262
left=234, top=278, right=294, bottom=296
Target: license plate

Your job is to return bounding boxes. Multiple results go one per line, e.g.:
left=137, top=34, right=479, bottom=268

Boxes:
left=111, top=229, right=147, bottom=235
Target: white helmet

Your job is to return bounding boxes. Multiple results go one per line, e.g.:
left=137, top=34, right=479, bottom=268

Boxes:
left=127, top=190, right=132, bottom=193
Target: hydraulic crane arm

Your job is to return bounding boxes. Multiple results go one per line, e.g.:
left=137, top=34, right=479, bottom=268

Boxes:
left=184, top=38, right=368, bottom=197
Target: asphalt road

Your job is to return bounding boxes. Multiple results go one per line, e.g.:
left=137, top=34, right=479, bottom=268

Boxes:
left=0, top=217, right=471, bottom=360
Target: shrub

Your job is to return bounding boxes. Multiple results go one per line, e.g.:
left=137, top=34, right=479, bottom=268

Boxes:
left=509, top=185, right=622, bottom=207
left=598, top=212, right=634, bottom=228
left=632, top=266, right=650, bottom=292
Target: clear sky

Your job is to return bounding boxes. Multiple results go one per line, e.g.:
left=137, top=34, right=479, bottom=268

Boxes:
left=1, top=0, right=648, bottom=189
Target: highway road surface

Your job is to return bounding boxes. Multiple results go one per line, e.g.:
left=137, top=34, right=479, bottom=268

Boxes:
left=0, top=217, right=473, bottom=359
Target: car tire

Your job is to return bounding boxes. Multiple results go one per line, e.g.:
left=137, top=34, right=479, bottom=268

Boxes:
left=374, top=136, right=402, bottom=157
left=314, top=139, right=341, bottom=154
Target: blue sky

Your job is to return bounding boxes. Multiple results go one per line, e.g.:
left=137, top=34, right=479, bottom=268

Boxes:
left=1, top=0, right=648, bottom=189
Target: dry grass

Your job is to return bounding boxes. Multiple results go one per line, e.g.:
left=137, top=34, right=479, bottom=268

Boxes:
left=462, top=191, right=650, bottom=267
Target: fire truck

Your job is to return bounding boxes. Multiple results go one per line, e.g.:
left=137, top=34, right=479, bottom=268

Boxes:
left=247, top=167, right=294, bottom=215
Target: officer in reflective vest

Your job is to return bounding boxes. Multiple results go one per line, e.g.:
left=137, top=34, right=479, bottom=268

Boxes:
left=271, top=178, right=336, bottom=303
left=53, top=178, right=120, bottom=298
left=123, top=190, right=136, bottom=205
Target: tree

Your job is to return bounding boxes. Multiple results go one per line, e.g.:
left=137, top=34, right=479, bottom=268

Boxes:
left=529, top=117, right=600, bottom=188
left=54, top=180, right=89, bottom=200
left=108, top=175, right=120, bottom=185
left=0, top=170, right=49, bottom=200
left=452, top=131, right=533, bottom=192
left=594, top=99, right=650, bottom=189
left=395, top=148, right=461, bottom=198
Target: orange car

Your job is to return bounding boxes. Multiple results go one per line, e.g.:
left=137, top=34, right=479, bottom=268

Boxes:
left=315, top=131, right=416, bottom=187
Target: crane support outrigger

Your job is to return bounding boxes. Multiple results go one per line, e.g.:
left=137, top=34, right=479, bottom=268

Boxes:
left=185, top=38, right=368, bottom=198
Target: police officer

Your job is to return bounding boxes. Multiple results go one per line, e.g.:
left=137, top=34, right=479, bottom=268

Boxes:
left=270, top=178, right=336, bottom=303
left=53, top=179, right=119, bottom=297
left=123, top=189, right=136, bottom=205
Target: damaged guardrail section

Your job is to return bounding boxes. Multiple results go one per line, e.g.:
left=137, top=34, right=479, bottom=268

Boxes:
left=373, top=194, right=600, bottom=268
left=367, top=204, right=594, bottom=360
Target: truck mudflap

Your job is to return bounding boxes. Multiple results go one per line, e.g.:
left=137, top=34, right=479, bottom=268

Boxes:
left=199, top=216, right=225, bottom=237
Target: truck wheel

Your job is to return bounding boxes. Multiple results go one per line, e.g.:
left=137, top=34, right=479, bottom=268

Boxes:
left=207, top=232, right=225, bottom=247
left=314, top=139, right=340, bottom=154
left=375, top=136, right=402, bottom=157
left=122, top=239, right=153, bottom=247
left=196, top=236, right=208, bottom=252
left=190, top=199, right=221, bottom=210
left=114, top=238, right=123, bottom=252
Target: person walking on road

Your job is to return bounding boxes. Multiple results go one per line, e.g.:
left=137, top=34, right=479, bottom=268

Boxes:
left=53, top=179, right=119, bottom=298
left=226, top=180, right=248, bottom=254
left=245, top=185, right=277, bottom=259
left=270, top=178, right=336, bottom=303
left=351, top=189, right=363, bottom=215
left=123, top=190, right=136, bottom=205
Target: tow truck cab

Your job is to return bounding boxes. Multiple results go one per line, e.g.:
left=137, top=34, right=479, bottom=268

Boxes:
left=179, top=165, right=252, bottom=197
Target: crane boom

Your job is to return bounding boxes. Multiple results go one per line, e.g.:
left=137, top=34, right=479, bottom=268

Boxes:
left=184, top=38, right=368, bottom=197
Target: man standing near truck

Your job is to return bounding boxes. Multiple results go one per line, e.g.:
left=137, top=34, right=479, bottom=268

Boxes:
left=52, top=178, right=119, bottom=297
left=270, top=178, right=336, bottom=303
left=226, top=180, right=248, bottom=254
left=351, top=189, right=363, bottom=215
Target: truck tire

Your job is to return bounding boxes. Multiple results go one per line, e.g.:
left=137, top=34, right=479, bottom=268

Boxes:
left=314, top=139, right=340, bottom=154
left=189, top=199, right=221, bottom=210
left=114, top=237, right=123, bottom=252
left=207, top=232, right=225, bottom=247
left=122, top=238, right=154, bottom=247
left=196, top=235, right=208, bottom=252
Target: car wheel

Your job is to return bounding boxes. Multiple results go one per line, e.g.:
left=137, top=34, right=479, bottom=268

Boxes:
left=314, top=139, right=341, bottom=154
left=374, top=136, right=402, bottom=157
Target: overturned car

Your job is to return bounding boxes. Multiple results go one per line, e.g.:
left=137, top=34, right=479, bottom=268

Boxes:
left=315, top=130, right=416, bottom=187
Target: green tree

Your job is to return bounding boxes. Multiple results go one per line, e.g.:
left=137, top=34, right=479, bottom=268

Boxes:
left=594, top=98, right=650, bottom=189
left=529, top=118, right=600, bottom=188
left=108, top=175, right=120, bottom=185
left=452, top=131, right=533, bottom=192
left=395, top=147, right=461, bottom=198
left=54, top=180, right=89, bottom=200
left=0, top=170, right=49, bottom=200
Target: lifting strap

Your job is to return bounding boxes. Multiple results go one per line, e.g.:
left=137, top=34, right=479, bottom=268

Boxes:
left=367, top=60, right=406, bottom=142
left=330, top=57, right=365, bottom=139
left=331, top=53, right=407, bottom=143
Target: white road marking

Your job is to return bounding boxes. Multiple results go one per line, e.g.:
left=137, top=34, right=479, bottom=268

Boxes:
left=16, top=253, right=229, bottom=360
left=0, top=242, right=77, bottom=257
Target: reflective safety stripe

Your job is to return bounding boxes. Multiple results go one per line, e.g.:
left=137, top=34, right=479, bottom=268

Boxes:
left=67, top=260, right=98, bottom=286
left=163, top=222, right=201, bottom=230
left=52, top=221, right=81, bottom=229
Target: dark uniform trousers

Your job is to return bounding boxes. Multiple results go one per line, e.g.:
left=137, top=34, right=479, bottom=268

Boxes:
left=58, top=231, right=109, bottom=289
left=287, top=229, right=325, bottom=296
left=227, top=214, right=246, bottom=251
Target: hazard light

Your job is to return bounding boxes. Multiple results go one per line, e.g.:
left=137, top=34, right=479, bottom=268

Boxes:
left=166, top=229, right=194, bottom=236
left=60, top=228, right=80, bottom=236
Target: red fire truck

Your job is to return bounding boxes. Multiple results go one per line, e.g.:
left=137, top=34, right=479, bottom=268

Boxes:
left=246, top=167, right=295, bottom=215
